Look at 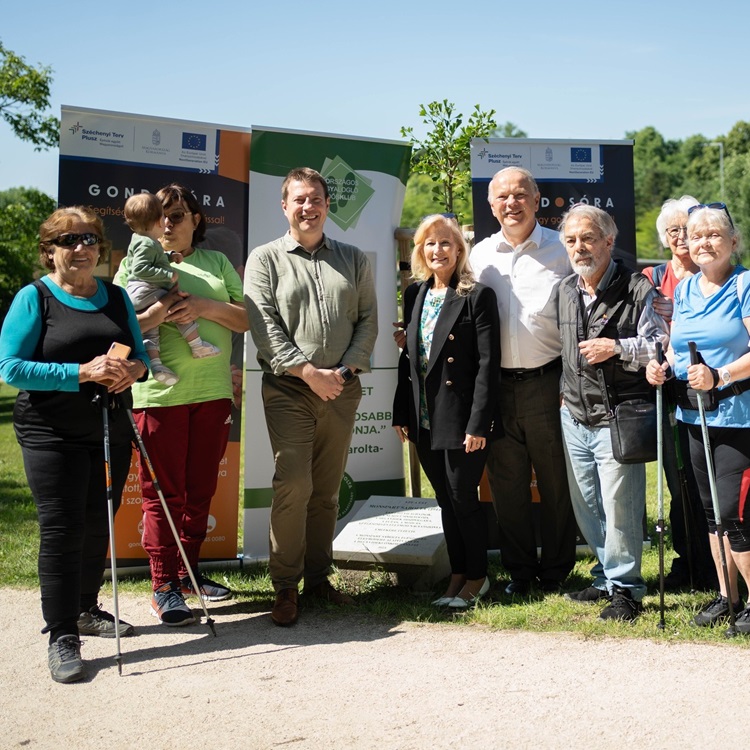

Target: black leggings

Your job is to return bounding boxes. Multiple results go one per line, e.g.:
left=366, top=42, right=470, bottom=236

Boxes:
left=687, top=424, right=750, bottom=552
left=416, top=429, right=489, bottom=580
left=22, top=443, right=131, bottom=643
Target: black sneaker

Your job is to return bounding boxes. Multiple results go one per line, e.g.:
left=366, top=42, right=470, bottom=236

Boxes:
left=733, top=606, right=750, bottom=634
left=180, top=574, right=232, bottom=602
left=599, top=586, right=643, bottom=622
left=151, top=582, right=196, bottom=626
left=565, top=586, right=609, bottom=603
left=48, top=635, right=85, bottom=684
left=77, top=604, right=134, bottom=638
left=693, top=594, right=743, bottom=627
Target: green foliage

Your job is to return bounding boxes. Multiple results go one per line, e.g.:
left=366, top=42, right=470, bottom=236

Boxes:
left=635, top=205, right=664, bottom=260
left=628, top=124, right=750, bottom=258
left=627, top=126, right=683, bottom=211
left=0, top=187, right=56, bottom=322
left=492, top=121, right=528, bottom=139
left=725, top=121, right=750, bottom=157
left=0, top=384, right=38, bottom=586
left=0, top=40, right=59, bottom=150
left=399, top=174, right=445, bottom=228
left=401, top=100, right=497, bottom=223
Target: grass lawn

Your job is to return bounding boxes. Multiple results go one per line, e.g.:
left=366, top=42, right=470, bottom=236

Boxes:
left=1, top=381, right=748, bottom=646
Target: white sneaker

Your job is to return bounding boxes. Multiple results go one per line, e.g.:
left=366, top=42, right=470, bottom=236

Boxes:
left=191, top=342, right=221, bottom=359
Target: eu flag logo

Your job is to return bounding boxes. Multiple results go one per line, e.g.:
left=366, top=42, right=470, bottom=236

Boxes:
left=571, top=147, right=592, bottom=163
left=182, top=133, right=207, bottom=151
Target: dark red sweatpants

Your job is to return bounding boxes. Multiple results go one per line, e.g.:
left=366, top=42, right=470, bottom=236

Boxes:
left=134, top=399, right=231, bottom=588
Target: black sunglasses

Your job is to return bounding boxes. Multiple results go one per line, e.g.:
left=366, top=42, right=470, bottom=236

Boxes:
left=50, top=233, right=102, bottom=247
left=164, top=210, right=192, bottom=225
left=687, top=202, right=734, bottom=229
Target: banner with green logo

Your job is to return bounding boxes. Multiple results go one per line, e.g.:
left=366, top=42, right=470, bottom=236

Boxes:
left=243, top=127, right=411, bottom=561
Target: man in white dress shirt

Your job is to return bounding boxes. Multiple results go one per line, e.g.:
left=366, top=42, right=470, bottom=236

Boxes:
left=470, top=167, right=576, bottom=594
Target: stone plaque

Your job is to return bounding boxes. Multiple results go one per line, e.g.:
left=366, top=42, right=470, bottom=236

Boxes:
left=333, top=496, right=450, bottom=589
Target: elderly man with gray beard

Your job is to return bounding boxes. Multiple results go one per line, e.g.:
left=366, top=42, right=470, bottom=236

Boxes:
left=558, top=205, right=669, bottom=621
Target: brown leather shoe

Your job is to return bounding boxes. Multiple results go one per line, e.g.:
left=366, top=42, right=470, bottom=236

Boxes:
left=303, top=580, right=355, bottom=606
left=271, top=588, right=299, bottom=626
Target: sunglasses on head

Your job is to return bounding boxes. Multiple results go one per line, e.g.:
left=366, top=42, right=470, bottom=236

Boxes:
left=51, top=233, right=102, bottom=247
left=687, top=202, right=734, bottom=229
left=164, top=209, right=192, bottom=225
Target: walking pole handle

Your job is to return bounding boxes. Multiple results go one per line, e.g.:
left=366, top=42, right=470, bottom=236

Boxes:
left=688, top=340, right=699, bottom=367
left=656, top=341, right=664, bottom=365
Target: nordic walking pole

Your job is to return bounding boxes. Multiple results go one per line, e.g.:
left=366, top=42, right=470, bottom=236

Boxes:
left=655, top=342, right=666, bottom=630
left=688, top=341, right=736, bottom=636
left=125, top=409, right=216, bottom=636
left=99, top=387, right=123, bottom=675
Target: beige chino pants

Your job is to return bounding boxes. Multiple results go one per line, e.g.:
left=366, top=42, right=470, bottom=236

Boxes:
left=261, top=373, right=361, bottom=591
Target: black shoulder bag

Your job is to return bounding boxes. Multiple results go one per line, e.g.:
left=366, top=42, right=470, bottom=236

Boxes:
left=596, top=367, right=657, bottom=464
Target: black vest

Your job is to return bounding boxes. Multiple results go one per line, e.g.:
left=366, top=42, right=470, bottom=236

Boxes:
left=558, top=261, right=654, bottom=427
left=13, top=281, right=135, bottom=449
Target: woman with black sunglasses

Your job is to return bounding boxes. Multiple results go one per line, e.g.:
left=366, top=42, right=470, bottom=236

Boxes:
left=0, top=206, right=149, bottom=683
left=114, top=184, right=249, bottom=626
left=646, top=202, right=750, bottom=632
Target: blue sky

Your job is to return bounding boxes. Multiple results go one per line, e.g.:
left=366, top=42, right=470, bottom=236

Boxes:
left=2, top=0, right=749, bottom=199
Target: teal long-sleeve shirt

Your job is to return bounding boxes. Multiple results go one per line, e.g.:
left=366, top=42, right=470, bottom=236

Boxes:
left=0, top=275, right=149, bottom=391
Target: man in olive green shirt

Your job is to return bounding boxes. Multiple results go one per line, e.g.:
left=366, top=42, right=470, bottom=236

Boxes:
left=244, top=167, right=377, bottom=627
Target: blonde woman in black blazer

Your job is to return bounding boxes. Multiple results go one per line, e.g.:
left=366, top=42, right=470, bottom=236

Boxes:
left=393, top=215, right=502, bottom=609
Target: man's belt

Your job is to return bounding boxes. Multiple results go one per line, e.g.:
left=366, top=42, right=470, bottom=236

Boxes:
left=501, top=357, right=562, bottom=381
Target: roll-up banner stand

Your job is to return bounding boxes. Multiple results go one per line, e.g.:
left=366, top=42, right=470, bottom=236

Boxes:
left=242, top=127, right=411, bottom=561
left=59, top=105, right=250, bottom=566
left=471, top=139, right=635, bottom=262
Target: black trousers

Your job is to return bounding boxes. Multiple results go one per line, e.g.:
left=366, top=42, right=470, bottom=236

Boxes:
left=487, top=365, right=577, bottom=582
left=22, top=443, right=130, bottom=642
left=687, top=423, right=750, bottom=552
left=417, top=429, right=489, bottom=580
left=661, top=410, right=716, bottom=586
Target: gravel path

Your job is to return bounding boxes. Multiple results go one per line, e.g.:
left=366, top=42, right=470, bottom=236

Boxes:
left=1, top=588, right=744, bottom=749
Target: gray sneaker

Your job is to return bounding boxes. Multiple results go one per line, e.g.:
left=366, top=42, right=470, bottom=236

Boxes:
left=77, top=604, right=134, bottom=638
left=180, top=574, right=232, bottom=602
left=48, top=635, right=85, bottom=684
left=693, top=594, right=743, bottom=627
left=151, top=582, right=196, bottom=626
left=732, top=606, right=750, bottom=634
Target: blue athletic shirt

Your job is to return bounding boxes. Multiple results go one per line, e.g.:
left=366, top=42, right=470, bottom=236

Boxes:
left=671, top=265, right=750, bottom=427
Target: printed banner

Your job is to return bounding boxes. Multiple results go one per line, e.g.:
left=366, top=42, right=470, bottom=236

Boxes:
left=470, top=138, right=637, bottom=551
left=59, top=105, right=251, bottom=565
left=243, top=127, right=411, bottom=561
left=471, top=138, right=635, bottom=262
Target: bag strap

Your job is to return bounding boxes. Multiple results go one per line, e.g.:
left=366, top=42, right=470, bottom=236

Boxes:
left=596, top=367, right=615, bottom=419
left=651, top=263, right=668, bottom=289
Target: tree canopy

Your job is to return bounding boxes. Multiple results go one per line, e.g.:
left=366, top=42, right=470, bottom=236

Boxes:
left=401, top=101, right=498, bottom=223
left=0, top=40, right=59, bottom=150
left=0, top=187, right=56, bottom=322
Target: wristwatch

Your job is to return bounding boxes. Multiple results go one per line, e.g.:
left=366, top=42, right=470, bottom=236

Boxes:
left=337, top=365, right=354, bottom=382
left=612, top=339, right=622, bottom=356
left=720, top=367, right=732, bottom=386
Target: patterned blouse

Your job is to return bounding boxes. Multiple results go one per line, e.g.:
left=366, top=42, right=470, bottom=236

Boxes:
left=417, top=286, right=447, bottom=429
